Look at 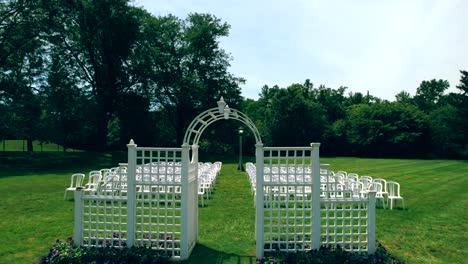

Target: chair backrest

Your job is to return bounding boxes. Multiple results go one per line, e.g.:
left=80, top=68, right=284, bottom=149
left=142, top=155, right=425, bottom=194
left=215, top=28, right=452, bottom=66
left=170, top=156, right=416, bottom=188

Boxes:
left=89, top=170, right=101, bottom=176
left=88, top=174, right=102, bottom=185
left=348, top=180, right=363, bottom=197
left=347, top=174, right=359, bottom=182
left=386, top=181, right=401, bottom=197
left=100, top=168, right=111, bottom=176
left=369, top=182, right=383, bottom=196
left=373, top=178, right=387, bottom=193
left=71, top=173, right=86, bottom=188
left=336, top=170, right=347, bottom=177
left=359, top=177, right=372, bottom=190
left=360, top=175, right=373, bottom=182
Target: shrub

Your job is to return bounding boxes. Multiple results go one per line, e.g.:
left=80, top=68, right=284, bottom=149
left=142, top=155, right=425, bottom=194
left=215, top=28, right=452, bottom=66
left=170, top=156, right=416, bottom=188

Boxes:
left=260, top=244, right=404, bottom=264
left=42, top=237, right=173, bottom=264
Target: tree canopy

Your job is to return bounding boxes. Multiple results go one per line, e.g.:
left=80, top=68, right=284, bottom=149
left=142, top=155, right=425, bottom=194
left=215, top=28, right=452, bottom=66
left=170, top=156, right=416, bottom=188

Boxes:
left=0, top=0, right=466, bottom=159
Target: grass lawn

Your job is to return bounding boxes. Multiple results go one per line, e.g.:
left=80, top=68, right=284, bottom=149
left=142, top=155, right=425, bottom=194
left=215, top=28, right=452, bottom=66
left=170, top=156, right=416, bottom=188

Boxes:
left=0, top=140, right=80, bottom=152
left=0, top=153, right=466, bottom=264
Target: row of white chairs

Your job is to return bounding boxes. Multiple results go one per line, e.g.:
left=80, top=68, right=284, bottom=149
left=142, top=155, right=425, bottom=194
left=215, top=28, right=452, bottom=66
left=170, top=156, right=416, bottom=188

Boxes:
left=331, top=171, right=405, bottom=210
left=197, top=162, right=222, bottom=207
left=64, top=167, right=124, bottom=199
left=64, top=161, right=222, bottom=207
left=245, top=163, right=404, bottom=210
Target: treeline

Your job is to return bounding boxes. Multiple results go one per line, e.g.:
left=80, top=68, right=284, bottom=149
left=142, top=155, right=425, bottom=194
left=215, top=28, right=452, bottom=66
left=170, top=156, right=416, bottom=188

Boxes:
left=243, top=77, right=468, bottom=158
left=0, top=0, right=243, bottom=151
left=1, top=1, right=467, bottom=159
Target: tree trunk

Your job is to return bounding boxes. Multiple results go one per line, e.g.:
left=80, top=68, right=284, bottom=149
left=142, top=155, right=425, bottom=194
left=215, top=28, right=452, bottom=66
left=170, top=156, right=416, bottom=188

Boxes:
left=27, top=138, right=33, bottom=152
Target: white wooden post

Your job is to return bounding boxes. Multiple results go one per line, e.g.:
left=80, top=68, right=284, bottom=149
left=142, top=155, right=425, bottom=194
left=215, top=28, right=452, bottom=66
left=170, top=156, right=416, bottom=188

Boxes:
left=126, top=139, right=137, bottom=247
left=311, top=143, right=321, bottom=249
left=192, top=144, right=199, bottom=241
left=73, top=188, right=83, bottom=246
left=255, top=143, right=264, bottom=259
left=368, top=192, right=376, bottom=254
left=180, top=143, right=190, bottom=259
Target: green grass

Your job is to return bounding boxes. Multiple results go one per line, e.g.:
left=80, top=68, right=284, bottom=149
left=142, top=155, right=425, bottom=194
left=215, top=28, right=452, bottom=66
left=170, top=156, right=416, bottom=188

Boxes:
left=0, top=140, right=80, bottom=152
left=0, top=154, right=466, bottom=263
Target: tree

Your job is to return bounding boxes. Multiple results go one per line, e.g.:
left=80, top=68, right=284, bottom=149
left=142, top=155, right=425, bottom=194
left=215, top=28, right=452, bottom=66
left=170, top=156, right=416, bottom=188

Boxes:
left=456, top=70, right=468, bottom=95
left=0, top=0, right=47, bottom=151
left=346, top=102, right=429, bottom=157
left=414, top=79, right=449, bottom=112
left=0, top=0, right=47, bottom=66
left=395, top=90, right=413, bottom=104
left=260, top=85, right=326, bottom=146
left=429, top=105, right=466, bottom=158
left=135, top=12, right=244, bottom=145
left=40, top=53, right=91, bottom=150
left=47, top=0, right=140, bottom=150
left=313, top=85, right=347, bottom=123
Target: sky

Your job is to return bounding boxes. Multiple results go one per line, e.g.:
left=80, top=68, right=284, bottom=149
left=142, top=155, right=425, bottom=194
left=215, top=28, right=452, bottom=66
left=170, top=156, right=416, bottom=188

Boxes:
left=133, top=0, right=467, bottom=101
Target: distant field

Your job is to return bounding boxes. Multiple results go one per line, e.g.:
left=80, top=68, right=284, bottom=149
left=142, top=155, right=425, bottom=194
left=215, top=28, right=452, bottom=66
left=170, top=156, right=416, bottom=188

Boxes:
left=0, top=154, right=466, bottom=264
left=0, top=140, right=80, bottom=152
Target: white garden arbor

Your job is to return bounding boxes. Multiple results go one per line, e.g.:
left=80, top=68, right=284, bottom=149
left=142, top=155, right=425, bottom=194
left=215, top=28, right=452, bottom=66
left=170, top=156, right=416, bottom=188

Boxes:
left=73, top=97, right=375, bottom=260
left=180, top=97, right=274, bottom=259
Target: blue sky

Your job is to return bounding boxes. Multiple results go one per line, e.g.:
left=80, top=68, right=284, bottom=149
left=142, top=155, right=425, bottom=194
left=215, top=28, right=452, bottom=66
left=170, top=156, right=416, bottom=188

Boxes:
left=133, top=0, right=467, bottom=101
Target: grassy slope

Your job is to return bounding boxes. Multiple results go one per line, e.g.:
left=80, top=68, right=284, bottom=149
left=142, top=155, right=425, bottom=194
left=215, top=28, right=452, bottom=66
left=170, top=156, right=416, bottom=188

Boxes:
left=0, top=154, right=466, bottom=263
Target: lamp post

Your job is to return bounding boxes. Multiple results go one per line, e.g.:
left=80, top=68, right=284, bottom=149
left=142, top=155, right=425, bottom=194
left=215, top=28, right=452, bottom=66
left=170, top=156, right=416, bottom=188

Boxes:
left=238, top=127, right=244, bottom=171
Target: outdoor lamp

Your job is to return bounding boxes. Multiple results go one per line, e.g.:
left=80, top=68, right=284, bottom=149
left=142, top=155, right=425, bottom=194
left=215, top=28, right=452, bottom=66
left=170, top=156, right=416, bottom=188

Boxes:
left=238, top=127, right=244, bottom=171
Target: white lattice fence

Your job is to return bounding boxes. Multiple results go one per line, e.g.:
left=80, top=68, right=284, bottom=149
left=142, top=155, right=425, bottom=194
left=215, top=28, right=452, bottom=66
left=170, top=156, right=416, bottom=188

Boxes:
left=74, top=166, right=129, bottom=248
left=74, top=144, right=187, bottom=259
left=133, top=147, right=183, bottom=257
left=257, top=145, right=375, bottom=254
left=262, top=146, right=319, bottom=252
left=319, top=164, right=376, bottom=253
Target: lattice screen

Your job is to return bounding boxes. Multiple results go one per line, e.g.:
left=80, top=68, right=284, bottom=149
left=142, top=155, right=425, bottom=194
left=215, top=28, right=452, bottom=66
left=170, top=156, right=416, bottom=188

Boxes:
left=319, top=165, right=370, bottom=252
left=263, top=147, right=315, bottom=252
left=134, top=148, right=182, bottom=257
left=321, top=199, right=370, bottom=252
left=82, top=168, right=128, bottom=248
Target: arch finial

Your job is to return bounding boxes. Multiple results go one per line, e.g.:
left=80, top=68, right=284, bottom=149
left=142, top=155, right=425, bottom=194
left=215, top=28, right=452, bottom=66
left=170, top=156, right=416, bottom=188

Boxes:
left=217, top=97, right=226, bottom=114
left=224, top=105, right=230, bottom=119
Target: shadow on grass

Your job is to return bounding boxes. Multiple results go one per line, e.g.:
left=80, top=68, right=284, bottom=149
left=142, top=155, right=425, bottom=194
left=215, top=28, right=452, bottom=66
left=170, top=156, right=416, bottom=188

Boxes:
left=189, top=244, right=256, bottom=264
left=0, top=151, right=127, bottom=177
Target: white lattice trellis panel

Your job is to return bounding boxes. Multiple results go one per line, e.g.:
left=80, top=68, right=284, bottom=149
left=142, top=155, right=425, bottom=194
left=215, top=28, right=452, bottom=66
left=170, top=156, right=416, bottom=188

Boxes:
left=321, top=199, right=370, bottom=252
left=134, top=148, right=183, bottom=257
left=262, top=147, right=316, bottom=252
left=81, top=196, right=128, bottom=248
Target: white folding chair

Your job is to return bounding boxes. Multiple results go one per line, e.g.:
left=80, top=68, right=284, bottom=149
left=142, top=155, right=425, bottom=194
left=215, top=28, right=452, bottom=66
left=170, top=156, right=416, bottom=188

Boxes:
left=387, top=181, right=405, bottom=210
left=64, top=173, right=85, bottom=200
left=373, top=178, right=388, bottom=202
left=347, top=173, right=359, bottom=182
left=369, top=182, right=386, bottom=209
left=84, top=173, right=102, bottom=193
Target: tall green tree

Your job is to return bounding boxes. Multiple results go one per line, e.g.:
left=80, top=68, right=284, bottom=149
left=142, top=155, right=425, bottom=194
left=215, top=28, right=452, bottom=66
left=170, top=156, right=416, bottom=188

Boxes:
left=135, top=12, right=244, bottom=145
left=0, top=0, right=48, bottom=151
left=47, top=0, right=140, bottom=150
left=414, top=79, right=449, bottom=112
left=259, top=84, right=326, bottom=146
left=40, top=52, right=91, bottom=150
